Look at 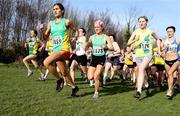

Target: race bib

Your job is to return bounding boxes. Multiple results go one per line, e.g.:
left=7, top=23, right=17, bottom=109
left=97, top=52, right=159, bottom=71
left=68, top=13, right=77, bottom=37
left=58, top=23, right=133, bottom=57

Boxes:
left=93, top=49, right=104, bottom=54
left=140, top=43, right=150, bottom=53
left=53, top=36, right=62, bottom=45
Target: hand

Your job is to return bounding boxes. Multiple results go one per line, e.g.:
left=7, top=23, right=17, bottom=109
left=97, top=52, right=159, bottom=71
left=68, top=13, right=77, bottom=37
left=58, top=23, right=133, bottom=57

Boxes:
left=101, top=44, right=107, bottom=49
left=24, top=43, right=28, bottom=49
left=108, top=53, right=114, bottom=58
left=38, top=48, right=43, bottom=52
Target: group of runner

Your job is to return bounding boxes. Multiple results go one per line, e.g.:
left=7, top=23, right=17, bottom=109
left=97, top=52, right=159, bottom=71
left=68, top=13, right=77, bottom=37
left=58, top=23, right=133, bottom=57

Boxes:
left=22, top=3, right=180, bottom=99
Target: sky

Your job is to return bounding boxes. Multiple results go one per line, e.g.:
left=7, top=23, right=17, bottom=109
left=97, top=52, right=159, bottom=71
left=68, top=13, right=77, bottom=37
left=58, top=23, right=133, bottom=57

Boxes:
left=69, top=0, right=180, bottom=38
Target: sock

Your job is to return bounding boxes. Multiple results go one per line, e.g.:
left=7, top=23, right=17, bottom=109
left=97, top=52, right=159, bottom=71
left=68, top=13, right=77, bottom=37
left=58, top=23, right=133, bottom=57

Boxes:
left=137, top=88, right=142, bottom=93
left=95, top=91, right=98, bottom=94
left=145, top=83, right=149, bottom=88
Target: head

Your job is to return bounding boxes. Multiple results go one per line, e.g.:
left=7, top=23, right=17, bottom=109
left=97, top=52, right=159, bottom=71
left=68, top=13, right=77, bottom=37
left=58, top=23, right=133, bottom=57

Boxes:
left=166, top=26, right=175, bottom=38
left=94, top=20, right=104, bottom=34
left=126, top=46, right=131, bottom=53
left=53, top=3, right=65, bottom=18
left=109, top=34, right=116, bottom=42
left=138, top=16, right=148, bottom=29
left=30, top=30, right=38, bottom=38
left=78, top=28, right=86, bottom=37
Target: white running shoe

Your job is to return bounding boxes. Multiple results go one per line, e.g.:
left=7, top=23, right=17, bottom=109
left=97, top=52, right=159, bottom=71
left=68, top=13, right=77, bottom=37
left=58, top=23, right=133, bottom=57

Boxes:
left=93, top=92, right=99, bottom=99
left=27, top=70, right=33, bottom=77
left=64, top=82, right=67, bottom=86
left=39, top=73, right=45, bottom=81
left=90, top=80, right=94, bottom=86
left=103, top=80, right=106, bottom=85
left=166, top=90, right=173, bottom=97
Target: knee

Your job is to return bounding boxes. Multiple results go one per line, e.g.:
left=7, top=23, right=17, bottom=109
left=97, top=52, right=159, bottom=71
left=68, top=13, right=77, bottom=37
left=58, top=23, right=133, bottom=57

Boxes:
left=94, top=75, right=99, bottom=80
left=70, top=66, right=74, bottom=71
left=61, top=72, right=67, bottom=77
left=43, top=59, right=49, bottom=68
left=167, top=71, right=173, bottom=77
left=23, top=58, right=26, bottom=63
left=88, top=74, right=93, bottom=80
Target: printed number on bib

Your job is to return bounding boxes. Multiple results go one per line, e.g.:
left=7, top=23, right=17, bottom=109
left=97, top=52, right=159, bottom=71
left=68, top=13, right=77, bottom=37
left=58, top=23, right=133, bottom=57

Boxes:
left=93, top=49, right=104, bottom=54
left=53, top=36, right=62, bottom=45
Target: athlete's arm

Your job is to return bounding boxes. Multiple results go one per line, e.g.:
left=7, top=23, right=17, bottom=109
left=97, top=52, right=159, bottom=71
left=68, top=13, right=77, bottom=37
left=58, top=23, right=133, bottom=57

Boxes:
left=127, top=31, right=137, bottom=46
left=152, top=31, right=161, bottom=55
left=37, top=38, right=45, bottom=52
left=40, top=22, right=51, bottom=40
left=105, top=36, right=114, bottom=51
left=81, top=36, right=87, bottom=50
left=66, top=19, right=78, bottom=39
left=113, top=42, right=121, bottom=55
left=87, top=36, right=93, bottom=47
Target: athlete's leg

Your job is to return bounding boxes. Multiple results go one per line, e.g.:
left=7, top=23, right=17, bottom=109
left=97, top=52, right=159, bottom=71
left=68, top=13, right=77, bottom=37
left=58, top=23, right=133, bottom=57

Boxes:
left=103, top=62, right=112, bottom=84
left=165, top=61, right=179, bottom=96
left=23, top=55, right=36, bottom=71
left=23, top=55, right=37, bottom=77
left=70, top=60, right=78, bottom=83
left=137, top=57, right=151, bottom=94
left=110, top=65, right=119, bottom=79
left=31, top=59, right=44, bottom=75
left=93, top=65, right=104, bottom=98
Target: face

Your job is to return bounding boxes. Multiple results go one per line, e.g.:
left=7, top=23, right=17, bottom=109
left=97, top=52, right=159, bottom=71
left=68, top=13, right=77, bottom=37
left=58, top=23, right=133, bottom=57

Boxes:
left=53, top=5, right=63, bottom=18
left=78, top=29, right=84, bottom=37
left=138, top=18, right=147, bottom=29
left=94, top=26, right=103, bottom=34
left=30, top=30, right=35, bottom=38
left=126, top=47, right=131, bottom=52
left=166, top=28, right=175, bottom=38
left=109, top=36, right=114, bottom=42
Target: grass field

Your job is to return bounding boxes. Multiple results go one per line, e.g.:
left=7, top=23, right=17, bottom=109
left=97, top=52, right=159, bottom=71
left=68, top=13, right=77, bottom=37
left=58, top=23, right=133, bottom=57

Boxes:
left=0, top=64, right=179, bottom=116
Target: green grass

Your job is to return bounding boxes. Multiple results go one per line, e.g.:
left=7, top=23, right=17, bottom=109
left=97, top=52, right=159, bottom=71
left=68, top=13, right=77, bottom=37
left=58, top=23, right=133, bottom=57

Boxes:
left=0, top=64, right=179, bottom=116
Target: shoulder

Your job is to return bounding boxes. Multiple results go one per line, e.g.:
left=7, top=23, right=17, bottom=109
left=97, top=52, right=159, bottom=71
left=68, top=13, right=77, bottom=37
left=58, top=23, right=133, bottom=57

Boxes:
left=146, top=28, right=153, bottom=34
left=65, top=18, right=71, bottom=26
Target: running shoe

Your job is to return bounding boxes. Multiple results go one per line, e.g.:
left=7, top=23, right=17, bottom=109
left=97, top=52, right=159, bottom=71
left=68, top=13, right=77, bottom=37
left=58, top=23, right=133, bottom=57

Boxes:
left=93, top=93, right=99, bottom=99
left=56, top=78, right=64, bottom=92
left=135, top=91, right=141, bottom=98
left=166, top=90, right=173, bottom=97
left=27, top=70, right=33, bottom=77
left=71, top=86, right=79, bottom=97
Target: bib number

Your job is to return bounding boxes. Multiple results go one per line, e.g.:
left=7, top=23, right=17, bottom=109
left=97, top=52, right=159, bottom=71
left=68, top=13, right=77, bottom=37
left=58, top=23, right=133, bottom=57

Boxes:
left=140, top=43, right=150, bottom=53
left=93, top=49, right=104, bottom=54
left=53, top=36, right=62, bottom=45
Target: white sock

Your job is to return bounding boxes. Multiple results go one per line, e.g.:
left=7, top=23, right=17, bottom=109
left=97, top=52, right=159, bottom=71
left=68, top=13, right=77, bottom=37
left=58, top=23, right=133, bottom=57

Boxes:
left=137, top=88, right=141, bottom=93
left=95, top=91, right=98, bottom=94
left=145, top=83, right=149, bottom=88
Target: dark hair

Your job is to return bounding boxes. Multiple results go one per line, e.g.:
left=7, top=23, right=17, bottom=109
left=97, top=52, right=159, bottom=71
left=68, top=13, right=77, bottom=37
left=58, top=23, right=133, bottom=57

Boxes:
left=53, top=3, right=65, bottom=16
left=32, top=29, right=38, bottom=36
left=166, top=26, right=176, bottom=32
left=80, top=28, right=86, bottom=35
left=138, top=16, right=148, bottom=22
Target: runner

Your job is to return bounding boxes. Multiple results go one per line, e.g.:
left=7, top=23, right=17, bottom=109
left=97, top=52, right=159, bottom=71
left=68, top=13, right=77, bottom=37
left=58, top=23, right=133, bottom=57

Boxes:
left=151, top=47, right=165, bottom=91
left=23, top=29, right=45, bottom=79
left=127, top=16, right=161, bottom=98
left=70, top=28, right=88, bottom=83
left=43, top=36, right=53, bottom=80
left=103, top=34, right=121, bottom=85
left=40, top=3, right=79, bottom=96
left=161, top=26, right=180, bottom=97
left=87, top=20, right=113, bottom=98
left=124, top=46, right=136, bottom=84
